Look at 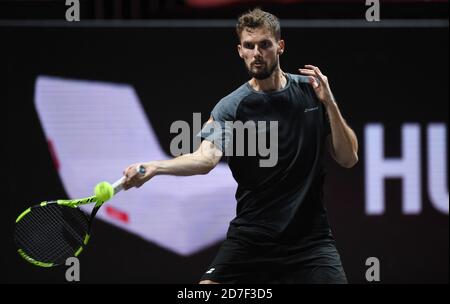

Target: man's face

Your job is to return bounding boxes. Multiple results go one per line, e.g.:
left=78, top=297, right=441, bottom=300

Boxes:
left=238, top=27, right=284, bottom=80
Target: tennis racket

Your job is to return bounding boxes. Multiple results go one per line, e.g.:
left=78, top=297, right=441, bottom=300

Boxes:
left=14, top=165, right=146, bottom=267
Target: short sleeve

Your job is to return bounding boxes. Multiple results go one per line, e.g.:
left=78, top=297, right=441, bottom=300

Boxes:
left=196, top=99, right=236, bottom=152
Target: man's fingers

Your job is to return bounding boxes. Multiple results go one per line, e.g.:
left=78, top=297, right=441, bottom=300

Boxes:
left=304, top=64, right=322, bottom=74
left=122, top=179, right=130, bottom=190
left=298, top=68, right=316, bottom=76
left=124, top=165, right=133, bottom=177
left=304, top=65, right=325, bottom=82
left=308, top=76, right=320, bottom=89
left=126, top=165, right=139, bottom=177
left=122, top=179, right=135, bottom=191
left=122, top=163, right=148, bottom=190
left=299, top=69, right=321, bottom=88
left=300, top=66, right=322, bottom=81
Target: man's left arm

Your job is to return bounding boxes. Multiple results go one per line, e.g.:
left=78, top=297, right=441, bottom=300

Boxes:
left=299, top=65, right=358, bottom=168
left=324, top=101, right=359, bottom=168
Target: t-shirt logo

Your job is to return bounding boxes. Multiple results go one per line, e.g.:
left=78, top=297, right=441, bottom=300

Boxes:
left=304, top=106, right=319, bottom=113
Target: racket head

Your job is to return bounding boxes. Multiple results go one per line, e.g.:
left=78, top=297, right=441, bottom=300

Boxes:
left=14, top=201, right=92, bottom=267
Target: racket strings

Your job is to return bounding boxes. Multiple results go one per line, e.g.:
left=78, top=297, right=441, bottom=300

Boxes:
left=15, top=214, right=74, bottom=264
left=32, top=205, right=82, bottom=261
left=46, top=204, right=86, bottom=246
left=14, top=204, right=90, bottom=265
left=16, top=207, right=77, bottom=264
left=15, top=209, right=69, bottom=262
left=19, top=205, right=87, bottom=264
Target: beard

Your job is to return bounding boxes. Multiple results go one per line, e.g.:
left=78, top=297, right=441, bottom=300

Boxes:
left=245, top=57, right=278, bottom=80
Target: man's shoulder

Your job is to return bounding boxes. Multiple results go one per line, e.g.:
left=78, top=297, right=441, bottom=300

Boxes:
left=287, top=73, right=311, bottom=86
left=212, top=82, right=253, bottom=117
left=220, top=82, right=253, bottom=104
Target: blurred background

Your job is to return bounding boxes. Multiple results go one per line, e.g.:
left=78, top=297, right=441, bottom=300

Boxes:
left=2, top=0, right=448, bottom=284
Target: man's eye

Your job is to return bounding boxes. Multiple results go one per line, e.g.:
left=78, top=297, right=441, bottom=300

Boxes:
left=260, top=41, right=271, bottom=49
left=244, top=43, right=253, bottom=49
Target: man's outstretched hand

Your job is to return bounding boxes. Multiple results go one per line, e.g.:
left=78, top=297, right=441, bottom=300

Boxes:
left=299, top=65, right=336, bottom=107
left=122, top=162, right=157, bottom=190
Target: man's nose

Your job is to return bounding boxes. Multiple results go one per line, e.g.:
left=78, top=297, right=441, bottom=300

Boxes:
left=253, top=45, right=262, bottom=56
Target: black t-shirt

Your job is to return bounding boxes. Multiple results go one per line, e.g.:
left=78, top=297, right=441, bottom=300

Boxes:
left=199, top=73, right=333, bottom=252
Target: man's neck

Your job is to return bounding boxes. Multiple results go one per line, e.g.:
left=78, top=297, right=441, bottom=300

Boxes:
left=249, top=68, right=287, bottom=92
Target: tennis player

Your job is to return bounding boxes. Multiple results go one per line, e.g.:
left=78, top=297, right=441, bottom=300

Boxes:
left=123, top=8, right=358, bottom=284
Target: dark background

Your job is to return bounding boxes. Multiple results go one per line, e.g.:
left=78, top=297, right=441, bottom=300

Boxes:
left=2, top=0, right=448, bottom=284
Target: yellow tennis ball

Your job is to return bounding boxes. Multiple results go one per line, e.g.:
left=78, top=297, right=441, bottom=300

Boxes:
left=94, top=182, right=114, bottom=202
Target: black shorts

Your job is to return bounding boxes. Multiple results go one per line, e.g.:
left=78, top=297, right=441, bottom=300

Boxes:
left=200, top=238, right=347, bottom=284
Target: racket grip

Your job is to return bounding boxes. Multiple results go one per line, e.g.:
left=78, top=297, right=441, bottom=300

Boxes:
left=112, top=176, right=126, bottom=194
left=112, top=165, right=146, bottom=195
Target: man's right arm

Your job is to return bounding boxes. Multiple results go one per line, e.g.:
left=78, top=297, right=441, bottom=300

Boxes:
left=122, top=139, right=223, bottom=190
left=153, top=139, right=222, bottom=176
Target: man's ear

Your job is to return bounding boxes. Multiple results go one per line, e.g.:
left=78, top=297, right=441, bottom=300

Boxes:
left=278, top=39, right=285, bottom=55
left=237, top=44, right=244, bottom=58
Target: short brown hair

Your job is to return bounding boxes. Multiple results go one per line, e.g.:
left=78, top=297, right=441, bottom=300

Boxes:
left=236, top=8, right=281, bottom=42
